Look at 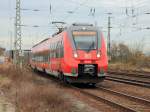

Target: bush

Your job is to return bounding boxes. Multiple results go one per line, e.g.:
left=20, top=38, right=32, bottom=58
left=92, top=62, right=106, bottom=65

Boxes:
left=110, top=41, right=150, bottom=70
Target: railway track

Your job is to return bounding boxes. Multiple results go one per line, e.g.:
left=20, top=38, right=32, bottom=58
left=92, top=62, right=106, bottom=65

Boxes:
left=94, top=86, right=150, bottom=112
left=108, top=69, right=150, bottom=73
left=108, top=71, right=150, bottom=78
left=97, top=86, right=150, bottom=105
left=107, top=73, right=150, bottom=83
left=124, top=70, right=150, bottom=75
left=32, top=71, right=134, bottom=111
left=72, top=86, right=137, bottom=112
left=106, top=75, right=150, bottom=88
left=106, top=70, right=150, bottom=88
left=33, top=70, right=150, bottom=112
left=72, top=85, right=150, bottom=112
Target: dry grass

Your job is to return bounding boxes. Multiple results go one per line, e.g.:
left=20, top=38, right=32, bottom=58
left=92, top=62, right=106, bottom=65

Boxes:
left=109, top=62, right=150, bottom=72
left=17, top=83, right=72, bottom=112
left=0, top=64, right=74, bottom=112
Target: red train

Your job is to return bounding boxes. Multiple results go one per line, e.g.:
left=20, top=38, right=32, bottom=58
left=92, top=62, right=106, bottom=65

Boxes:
left=30, top=23, right=108, bottom=85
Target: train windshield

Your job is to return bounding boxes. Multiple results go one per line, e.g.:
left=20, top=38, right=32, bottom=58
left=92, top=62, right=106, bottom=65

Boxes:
left=73, top=31, right=97, bottom=51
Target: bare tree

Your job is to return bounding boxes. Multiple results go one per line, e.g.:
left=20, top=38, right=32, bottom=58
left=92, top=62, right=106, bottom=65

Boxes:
left=0, top=47, right=5, bottom=55
left=111, top=42, right=131, bottom=63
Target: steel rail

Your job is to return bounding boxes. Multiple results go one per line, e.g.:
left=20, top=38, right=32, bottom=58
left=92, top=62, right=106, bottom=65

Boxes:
left=106, top=76, right=150, bottom=88
left=32, top=70, right=149, bottom=111
left=72, top=86, right=137, bottom=112
left=107, top=75, right=150, bottom=84
left=107, top=71, right=150, bottom=78
left=108, top=69, right=150, bottom=74
left=97, top=86, right=150, bottom=106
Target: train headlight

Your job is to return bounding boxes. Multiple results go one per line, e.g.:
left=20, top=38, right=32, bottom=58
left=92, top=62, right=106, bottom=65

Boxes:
left=74, top=52, right=78, bottom=58
left=97, top=52, right=101, bottom=58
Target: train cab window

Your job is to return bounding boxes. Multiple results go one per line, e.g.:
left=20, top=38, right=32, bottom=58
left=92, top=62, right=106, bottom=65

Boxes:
left=52, top=44, right=53, bottom=50
left=50, top=44, right=51, bottom=50
left=72, top=31, right=97, bottom=51
left=51, top=43, right=53, bottom=50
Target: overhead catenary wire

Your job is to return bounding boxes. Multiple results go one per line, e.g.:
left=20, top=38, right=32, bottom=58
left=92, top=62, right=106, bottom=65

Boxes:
left=7, top=0, right=150, bottom=52
left=62, top=0, right=89, bottom=21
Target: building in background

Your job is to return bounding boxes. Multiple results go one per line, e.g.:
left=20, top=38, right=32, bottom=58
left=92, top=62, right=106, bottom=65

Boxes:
left=5, top=49, right=31, bottom=64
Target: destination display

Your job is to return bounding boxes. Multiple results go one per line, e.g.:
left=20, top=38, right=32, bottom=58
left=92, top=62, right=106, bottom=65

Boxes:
left=72, top=31, right=96, bottom=36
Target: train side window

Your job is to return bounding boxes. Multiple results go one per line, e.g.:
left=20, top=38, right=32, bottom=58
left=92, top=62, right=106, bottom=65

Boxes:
left=54, top=43, right=56, bottom=58
left=51, top=43, right=54, bottom=58
left=46, top=52, right=48, bottom=62
left=53, top=43, right=55, bottom=50
left=34, top=55, right=36, bottom=61
left=43, top=54, right=45, bottom=62
left=59, top=41, right=61, bottom=58
left=54, top=43, right=57, bottom=50
left=56, top=41, right=60, bottom=58
left=51, top=44, right=52, bottom=51
left=56, top=42, right=58, bottom=58
left=60, top=40, right=64, bottom=57
left=50, top=52, right=51, bottom=58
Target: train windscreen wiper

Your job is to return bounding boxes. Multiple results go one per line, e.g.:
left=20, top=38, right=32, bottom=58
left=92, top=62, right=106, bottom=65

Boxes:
left=87, top=41, right=95, bottom=52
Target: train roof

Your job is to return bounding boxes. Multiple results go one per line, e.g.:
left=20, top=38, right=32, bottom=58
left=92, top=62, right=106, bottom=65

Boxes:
left=68, top=23, right=99, bottom=31
left=32, top=38, right=50, bottom=48
left=32, top=23, right=99, bottom=48
left=72, top=23, right=93, bottom=26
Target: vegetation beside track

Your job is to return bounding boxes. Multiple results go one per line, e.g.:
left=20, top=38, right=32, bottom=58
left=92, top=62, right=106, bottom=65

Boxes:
left=0, top=64, right=77, bottom=112
left=109, top=42, right=150, bottom=72
left=109, top=63, right=150, bottom=73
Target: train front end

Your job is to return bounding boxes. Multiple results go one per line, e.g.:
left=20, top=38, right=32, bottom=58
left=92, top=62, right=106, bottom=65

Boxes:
left=63, top=23, right=108, bottom=84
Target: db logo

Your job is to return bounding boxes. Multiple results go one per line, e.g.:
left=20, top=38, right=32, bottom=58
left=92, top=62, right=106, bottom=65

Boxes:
left=85, top=54, right=91, bottom=59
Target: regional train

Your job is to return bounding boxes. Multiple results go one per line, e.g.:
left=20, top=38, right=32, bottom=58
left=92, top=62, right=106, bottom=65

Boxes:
left=30, top=23, right=108, bottom=85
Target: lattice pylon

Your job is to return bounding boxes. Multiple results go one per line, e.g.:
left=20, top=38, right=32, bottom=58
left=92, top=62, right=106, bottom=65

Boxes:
left=14, top=0, right=22, bottom=68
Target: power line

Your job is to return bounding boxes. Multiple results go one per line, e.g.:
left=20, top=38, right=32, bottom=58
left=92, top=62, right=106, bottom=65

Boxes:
left=63, top=0, right=90, bottom=8
left=62, top=0, right=89, bottom=21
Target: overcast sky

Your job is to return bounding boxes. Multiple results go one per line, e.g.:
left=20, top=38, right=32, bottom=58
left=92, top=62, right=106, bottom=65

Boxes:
left=0, top=0, right=150, bottom=53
